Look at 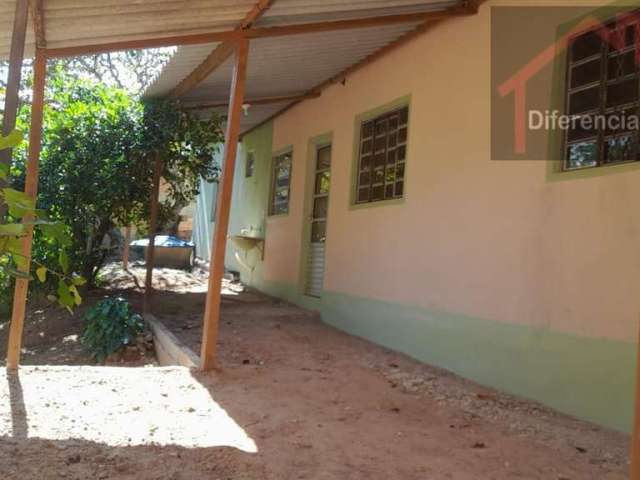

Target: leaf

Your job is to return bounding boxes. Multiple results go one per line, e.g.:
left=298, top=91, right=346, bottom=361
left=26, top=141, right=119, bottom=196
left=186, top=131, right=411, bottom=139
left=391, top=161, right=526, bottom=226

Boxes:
left=2, top=188, right=35, bottom=218
left=36, top=266, right=47, bottom=283
left=0, top=223, right=25, bottom=237
left=71, top=274, right=87, bottom=286
left=57, top=280, right=74, bottom=308
left=69, top=285, right=82, bottom=306
left=0, top=130, right=23, bottom=150
left=40, top=222, right=71, bottom=246
left=59, top=249, right=69, bottom=274
left=0, top=163, right=9, bottom=181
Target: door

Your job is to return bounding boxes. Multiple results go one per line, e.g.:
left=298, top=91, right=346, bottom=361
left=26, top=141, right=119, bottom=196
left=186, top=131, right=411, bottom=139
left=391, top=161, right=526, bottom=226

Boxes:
left=305, top=145, right=331, bottom=297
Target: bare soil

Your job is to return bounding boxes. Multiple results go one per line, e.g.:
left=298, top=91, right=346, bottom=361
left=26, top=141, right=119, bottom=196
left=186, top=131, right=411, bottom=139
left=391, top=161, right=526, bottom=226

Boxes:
left=0, top=263, right=631, bottom=479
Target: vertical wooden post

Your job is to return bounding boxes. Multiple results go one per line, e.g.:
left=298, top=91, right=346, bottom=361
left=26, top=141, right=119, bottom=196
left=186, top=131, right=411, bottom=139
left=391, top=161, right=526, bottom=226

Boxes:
left=200, top=37, right=249, bottom=370
left=0, top=0, right=29, bottom=211
left=6, top=51, right=47, bottom=370
left=630, top=318, right=640, bottom=479
left=122, top=226, right=131, bottom=270
left=144, top=153, right=162, bottom=313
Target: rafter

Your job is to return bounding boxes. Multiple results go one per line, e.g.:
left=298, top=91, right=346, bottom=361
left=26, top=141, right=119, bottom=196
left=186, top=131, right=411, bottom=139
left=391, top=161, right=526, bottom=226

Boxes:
left=182, top=92, right=320, bottom=110
left=168, top=0, right=274, bottom=99
left=29, top=0, right=46, bottom=48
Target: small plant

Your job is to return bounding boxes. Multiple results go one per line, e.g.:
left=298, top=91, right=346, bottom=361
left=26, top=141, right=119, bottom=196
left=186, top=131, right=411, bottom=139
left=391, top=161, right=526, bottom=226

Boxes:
left=81, top=297, right=144, bottom=362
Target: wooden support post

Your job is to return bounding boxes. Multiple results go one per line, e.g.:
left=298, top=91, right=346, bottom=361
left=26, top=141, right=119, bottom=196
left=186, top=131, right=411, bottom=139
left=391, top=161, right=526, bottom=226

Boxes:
left=630, top=318, right=640, bottom=479
left=6, top=52, right=47, bottom=370
left=122, top=226, right=131, bottom=270
left=200, top=38, right=249, bottom=370
left=0, top=0, right=29, bottom=189
left=144, top=154, right=163, bottom=314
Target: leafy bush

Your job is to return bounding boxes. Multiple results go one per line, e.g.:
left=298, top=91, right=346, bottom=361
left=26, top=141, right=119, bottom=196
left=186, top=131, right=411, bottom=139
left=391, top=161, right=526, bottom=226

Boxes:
left=1, top=129, right=82, bottom=312
left=81, top=297, right=144, bottom=362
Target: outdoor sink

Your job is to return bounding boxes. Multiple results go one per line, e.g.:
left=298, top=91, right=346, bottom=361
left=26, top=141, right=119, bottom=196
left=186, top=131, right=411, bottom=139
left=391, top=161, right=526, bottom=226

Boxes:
left=230, top=235, right=264, bottom=273
left=230, top=235, right=264, bottom=253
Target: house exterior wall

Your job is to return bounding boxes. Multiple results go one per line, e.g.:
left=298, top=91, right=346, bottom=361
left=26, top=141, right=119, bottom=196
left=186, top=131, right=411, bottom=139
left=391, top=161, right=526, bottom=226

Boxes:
left=224, top=0, right=640, bottom=432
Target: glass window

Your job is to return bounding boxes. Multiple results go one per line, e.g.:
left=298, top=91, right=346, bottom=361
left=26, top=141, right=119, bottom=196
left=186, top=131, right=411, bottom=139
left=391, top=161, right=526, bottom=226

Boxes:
left=269, top=151, right=292, bottom=215
left=355, top=105, right=408, bottom=204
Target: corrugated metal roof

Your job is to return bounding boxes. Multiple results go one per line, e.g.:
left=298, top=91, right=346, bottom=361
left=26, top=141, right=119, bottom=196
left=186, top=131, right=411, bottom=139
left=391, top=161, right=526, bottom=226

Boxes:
left=0, top=0, right=257, bottom=58
left=183, top=23, right=422, bottom=104
left=256, top=0, right=457, bottom=26
left=1, top=0, right=460, bottom=133
left=145, top=43, right=221, bottom=98
left=146, top=0, right=459, bottom=133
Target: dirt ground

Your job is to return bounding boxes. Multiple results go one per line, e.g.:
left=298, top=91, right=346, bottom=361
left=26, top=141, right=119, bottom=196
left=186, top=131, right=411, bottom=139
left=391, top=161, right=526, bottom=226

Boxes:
left=0, top=263, right=632, bottom=479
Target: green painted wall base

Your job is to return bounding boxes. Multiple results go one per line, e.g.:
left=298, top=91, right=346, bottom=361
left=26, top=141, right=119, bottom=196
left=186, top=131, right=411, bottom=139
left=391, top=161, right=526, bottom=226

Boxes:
left=252, top=279, right=634, bottom=433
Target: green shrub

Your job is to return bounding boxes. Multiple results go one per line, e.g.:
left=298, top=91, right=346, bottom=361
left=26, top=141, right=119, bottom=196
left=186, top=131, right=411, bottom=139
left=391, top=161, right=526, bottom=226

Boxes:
left=81, top=297, right=144, bottom=362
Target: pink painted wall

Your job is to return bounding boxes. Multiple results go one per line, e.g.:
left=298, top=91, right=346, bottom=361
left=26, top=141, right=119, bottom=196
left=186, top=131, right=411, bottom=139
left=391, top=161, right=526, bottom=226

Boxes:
left=260, top=0, right=640, bottom=343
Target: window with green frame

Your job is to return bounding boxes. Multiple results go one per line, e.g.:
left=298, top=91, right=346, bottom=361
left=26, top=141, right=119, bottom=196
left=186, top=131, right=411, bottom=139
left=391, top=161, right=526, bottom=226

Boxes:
left=564, top=12, right=640, bottom=170
left=269, top=151, right=292, bottom=215
left=355, top=105, right=408, bottom=203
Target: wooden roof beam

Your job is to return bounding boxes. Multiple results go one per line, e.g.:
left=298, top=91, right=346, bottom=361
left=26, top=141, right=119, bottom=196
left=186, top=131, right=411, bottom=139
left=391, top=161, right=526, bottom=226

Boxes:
left=181, top=92, right=320, bottom=110
left=168, top=0, right=274, bottom=99
left=29, top=0, right=46, bottom=48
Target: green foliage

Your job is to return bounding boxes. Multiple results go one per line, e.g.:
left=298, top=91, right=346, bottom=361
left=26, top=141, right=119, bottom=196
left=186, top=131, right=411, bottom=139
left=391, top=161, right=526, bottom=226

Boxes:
left=137, top=99, right=224, bottom=232
left=0, top=129, right=82, bottom=312
left=11, top=68, right=224, bottom=286
left=81, top=297, right=144, bottom=362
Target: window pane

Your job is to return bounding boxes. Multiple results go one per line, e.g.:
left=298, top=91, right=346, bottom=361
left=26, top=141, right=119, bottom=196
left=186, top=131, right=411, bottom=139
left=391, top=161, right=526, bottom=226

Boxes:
left=362, top=121, right=374, bottom=138
left=358, top=171, right=371, bottom=186
left=571, top=30, right=602, bottom=62
left=311, top=221, right=326, bottom=243
left=397, top=162, right=405, bottom=181
left=361, top=139, right=373, bottom=154
left=399, top=106, right=409, bottom=124
left=373, top=168, right=384, bottom=184
left=315, top=171, right=330, bottom=195
left=567, top=114, right=599, bottom=142
left=395, top=181, right=404, bottom=197
left=397, top=145, right=406, bottom=161
left=385, top=167, right=396, bottom=184
left=357, top=187, right=370, bottom=203
left=272, top=202, right=288, bottom=215
left=385, top=184, right=394, bottom=199
left=571, top=58, right=601, bottom=88
left=569, top=85, right=600, bottom=114
left=270, top=152, right=292, bottom=215
left=313, top=196, right=328, bottom=219
left=371, top=185, right=384, bottom=201
left=398, top=127, right=408, bottom=144
left=387, top=150, right=396, bottom=165
left=245, top=152, right=255, bottom=178
left=606, top=77, right=638, bottom=108
left=317, top=146, right=331, bottom=170
left=566, top=141, right=598, bottom=169
left=608, top=50, right=637, bottom=80
left=604, top=134, right=636, bottom=163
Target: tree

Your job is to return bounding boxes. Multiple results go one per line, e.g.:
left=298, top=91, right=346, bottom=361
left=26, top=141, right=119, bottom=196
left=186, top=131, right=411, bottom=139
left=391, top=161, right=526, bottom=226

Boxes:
left=137, top=99, right=224, bottom=234
left=12, top=68, right=223, bottom=287
left=1, top=48, right=173, bottom=98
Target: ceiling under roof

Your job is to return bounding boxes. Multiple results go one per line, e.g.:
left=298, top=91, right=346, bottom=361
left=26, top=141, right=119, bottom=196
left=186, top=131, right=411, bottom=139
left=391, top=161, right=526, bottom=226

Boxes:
left=0, top=0, right=466, bottom=134
left=144, top=0, right=462, bottom=134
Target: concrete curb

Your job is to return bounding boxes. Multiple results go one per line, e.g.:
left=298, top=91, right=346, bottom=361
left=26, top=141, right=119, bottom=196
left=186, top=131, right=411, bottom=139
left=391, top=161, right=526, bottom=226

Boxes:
left=144, top=313, right=200, bottom=369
